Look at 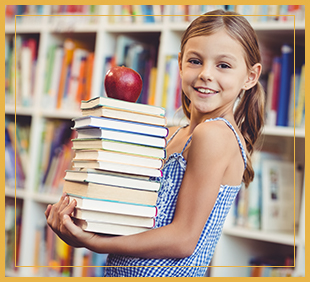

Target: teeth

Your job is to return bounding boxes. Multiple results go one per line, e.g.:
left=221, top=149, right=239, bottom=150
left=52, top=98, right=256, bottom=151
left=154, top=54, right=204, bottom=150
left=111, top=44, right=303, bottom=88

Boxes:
left=197, top=88, right=217, bottom=94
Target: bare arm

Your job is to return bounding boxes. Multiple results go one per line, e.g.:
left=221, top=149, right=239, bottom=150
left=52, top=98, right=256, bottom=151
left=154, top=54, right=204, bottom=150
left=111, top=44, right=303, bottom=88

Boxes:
left=46, top=121, right=235, bottom=258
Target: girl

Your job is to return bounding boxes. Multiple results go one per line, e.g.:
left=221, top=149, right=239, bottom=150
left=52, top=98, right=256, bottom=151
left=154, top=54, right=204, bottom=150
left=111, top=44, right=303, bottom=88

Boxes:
left=45, top=9, right=265, bottom=277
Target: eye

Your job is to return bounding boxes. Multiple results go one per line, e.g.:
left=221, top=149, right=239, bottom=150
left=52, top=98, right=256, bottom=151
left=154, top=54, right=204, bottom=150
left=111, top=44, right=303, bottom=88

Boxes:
left=218, top=63, right=231, bottom=69
left=189, top=59, right=201, bottom=65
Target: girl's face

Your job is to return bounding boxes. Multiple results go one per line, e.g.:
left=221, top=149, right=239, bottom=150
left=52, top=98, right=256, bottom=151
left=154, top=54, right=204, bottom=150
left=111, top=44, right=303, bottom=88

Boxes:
left=179, top=29, right=257, bottom=120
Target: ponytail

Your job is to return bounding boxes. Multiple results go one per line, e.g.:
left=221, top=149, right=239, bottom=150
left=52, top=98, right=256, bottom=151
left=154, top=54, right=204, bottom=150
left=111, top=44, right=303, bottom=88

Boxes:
left=234, top=81, right=265, bottom=187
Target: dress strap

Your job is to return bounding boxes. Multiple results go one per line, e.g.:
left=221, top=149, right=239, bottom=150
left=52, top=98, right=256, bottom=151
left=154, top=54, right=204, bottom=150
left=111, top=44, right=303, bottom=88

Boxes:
left=166, top=124, right=189, bottom=145
left=203, top=117, right=247, bottom=169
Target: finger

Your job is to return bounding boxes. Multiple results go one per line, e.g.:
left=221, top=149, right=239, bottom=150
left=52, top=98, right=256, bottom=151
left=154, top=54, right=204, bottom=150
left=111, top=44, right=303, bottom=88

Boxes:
left=60, top=199, right=77, bottom=218
left=48, top=193, right=68, bottom=224
left=58, top=195, right=70, bottom=213
left=52, top=192, right=68, bottom=210
left=62, top=214, right=83, bottom=236
left=45, top=204, right=52, bottom=219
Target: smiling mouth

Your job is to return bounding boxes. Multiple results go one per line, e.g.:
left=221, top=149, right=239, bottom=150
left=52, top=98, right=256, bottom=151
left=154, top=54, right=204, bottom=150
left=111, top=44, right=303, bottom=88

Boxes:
left=195, top=88, right=219, bottom=94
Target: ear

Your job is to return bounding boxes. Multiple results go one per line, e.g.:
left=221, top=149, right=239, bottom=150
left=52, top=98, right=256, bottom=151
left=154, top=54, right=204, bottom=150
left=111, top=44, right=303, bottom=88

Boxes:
left=178, top=52, right=183, bottom=76
left=242, top=63, right=262, bottom=90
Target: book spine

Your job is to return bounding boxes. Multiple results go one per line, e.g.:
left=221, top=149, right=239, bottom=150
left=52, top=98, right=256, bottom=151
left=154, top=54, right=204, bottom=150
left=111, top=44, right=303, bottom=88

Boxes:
left=276, top=44, right=293, bottom=126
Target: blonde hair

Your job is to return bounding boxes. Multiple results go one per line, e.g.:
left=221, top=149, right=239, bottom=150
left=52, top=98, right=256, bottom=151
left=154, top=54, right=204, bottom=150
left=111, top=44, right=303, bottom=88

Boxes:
left=179, top=9, right=265, bottom=187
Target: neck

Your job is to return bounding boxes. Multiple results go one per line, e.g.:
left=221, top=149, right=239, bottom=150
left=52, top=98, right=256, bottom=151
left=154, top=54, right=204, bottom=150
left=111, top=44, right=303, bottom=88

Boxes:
left=187, top=108, right=234, bottom=134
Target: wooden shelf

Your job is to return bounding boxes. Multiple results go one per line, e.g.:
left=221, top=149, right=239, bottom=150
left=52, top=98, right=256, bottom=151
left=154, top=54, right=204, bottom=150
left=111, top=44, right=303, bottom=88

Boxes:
left=223, top=226, right=298, bottom=246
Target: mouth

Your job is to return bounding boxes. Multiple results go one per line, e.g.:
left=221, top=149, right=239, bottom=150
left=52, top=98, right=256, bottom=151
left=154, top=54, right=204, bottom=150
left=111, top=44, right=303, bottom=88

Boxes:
left=194, top=87, right=219, bottom=95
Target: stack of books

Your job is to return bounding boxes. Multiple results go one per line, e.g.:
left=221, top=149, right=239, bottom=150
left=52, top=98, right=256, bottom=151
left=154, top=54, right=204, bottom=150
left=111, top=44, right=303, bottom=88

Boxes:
left=63, top=96, right=168, bottom=236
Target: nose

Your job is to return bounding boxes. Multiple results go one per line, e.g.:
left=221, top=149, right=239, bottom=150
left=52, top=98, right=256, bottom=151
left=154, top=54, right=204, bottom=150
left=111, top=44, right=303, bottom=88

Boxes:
left=198, top=66, right=214, bottom=81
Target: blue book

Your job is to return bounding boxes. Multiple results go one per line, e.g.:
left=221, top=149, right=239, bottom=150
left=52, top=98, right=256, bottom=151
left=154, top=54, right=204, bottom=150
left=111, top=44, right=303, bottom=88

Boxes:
left=276, top=44, right=294, bottom=126
left=141, top=5, right=155, bottom=23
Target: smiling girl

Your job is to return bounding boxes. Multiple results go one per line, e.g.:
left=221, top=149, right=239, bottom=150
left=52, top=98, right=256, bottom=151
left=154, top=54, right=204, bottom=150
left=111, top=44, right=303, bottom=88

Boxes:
left=45, top=9, right=265, bottom=277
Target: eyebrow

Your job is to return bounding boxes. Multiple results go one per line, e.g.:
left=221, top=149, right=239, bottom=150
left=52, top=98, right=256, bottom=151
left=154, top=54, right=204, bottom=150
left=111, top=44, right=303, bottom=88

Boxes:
left=185, top=50, right=238, bottom=62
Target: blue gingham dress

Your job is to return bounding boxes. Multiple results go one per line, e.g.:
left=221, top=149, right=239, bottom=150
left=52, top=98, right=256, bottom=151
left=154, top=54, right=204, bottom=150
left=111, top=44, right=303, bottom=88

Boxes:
left=104, top=117, right=247, bottom=277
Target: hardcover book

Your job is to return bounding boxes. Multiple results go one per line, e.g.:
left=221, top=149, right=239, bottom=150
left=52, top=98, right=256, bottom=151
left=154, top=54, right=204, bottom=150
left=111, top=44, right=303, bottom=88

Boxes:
left=64, top=170, right=161, bottom=192
left=73, top=115, right=169, bottom=138
left=71, top=138, right=166, bottom=159
left=69, top=194, right=157, bottom=218
left=74, top=126, right=166, bottom=148
left=72, top=160, right=163, bottom=178
left=81, top=96, right=165, bottom=117
left=73, top=207, right=155, bottom=228
left=73, top=149, right=163, bottom=169
left=63, top=180, right=158, bottom=206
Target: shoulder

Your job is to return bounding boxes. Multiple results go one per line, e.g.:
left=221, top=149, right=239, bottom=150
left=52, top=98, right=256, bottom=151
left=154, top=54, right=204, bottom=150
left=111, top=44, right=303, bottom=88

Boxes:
left=189, top=120, right=238, bottom=163
left=192, top=120, right=235, bottom=147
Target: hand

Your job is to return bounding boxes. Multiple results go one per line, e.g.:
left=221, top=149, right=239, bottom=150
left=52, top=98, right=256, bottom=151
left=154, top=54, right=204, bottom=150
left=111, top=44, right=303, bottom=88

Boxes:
left=45, top=193, right=97, bottom=248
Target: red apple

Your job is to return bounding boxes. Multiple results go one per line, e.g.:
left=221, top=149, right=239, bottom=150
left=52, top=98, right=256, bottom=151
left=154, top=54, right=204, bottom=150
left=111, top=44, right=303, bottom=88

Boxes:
left=104, top=66, right=143, bottom=102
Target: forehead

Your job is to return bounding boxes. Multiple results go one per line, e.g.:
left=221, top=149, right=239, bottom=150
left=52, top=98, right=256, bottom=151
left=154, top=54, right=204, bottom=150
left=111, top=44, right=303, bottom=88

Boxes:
left=184, top=29, right=245, bottom=58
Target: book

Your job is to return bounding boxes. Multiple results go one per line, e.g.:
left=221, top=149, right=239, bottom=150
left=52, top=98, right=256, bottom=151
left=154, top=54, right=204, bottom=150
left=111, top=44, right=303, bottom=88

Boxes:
left=276, top=45, right=294, bottom=126
left=73, top=116, right=168, bottom=138
left=71, top=138, right=166, bottom=159
left=69, top=194, right=157, bottom=217
left=81, top=107, right=166, bottom=126
left=64, top=170, right=161, bottom=192
left=73, top=218, right=151, bottom=236
left=72, top=160, right=162, bottom=178
left=74, top=127, right=166, bottom=148
left=261, top=159, right=295, bottom=231
left=267, top=56, right=282, bottom=126
left=73, top=208, right=155, bottom=228
left=56, top=39, right=75, bottom=109
left=63, top=180, right=158, bottom=206
left=73, top=149, right=163, bottom=169
left=80, top=96, right=165, bottom=117
left=295, top=64, right=305, bottom=127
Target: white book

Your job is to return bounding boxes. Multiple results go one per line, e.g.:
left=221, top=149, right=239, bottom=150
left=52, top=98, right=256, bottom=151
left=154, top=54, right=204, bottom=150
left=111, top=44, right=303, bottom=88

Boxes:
left=80, top=96, right=166, bottom=117
left=73, top=149, right=163, bottom=169
left=261, top=159, right=296, bottom=232
left=73, top=115, right=169, bottom=138
left=75, top=127, right=166, bottom=148
left=72, top=160, right=162, bottom=178
left=71, top=138, right=166, bottom=159
left=69, top=195, right=157, bottom=218
left=73, top=208, right=155, bottom=228
left=74, top=218, right=150, bottom=236
left=64, top=170, right=161, bottom=192
left=21, top=46, right=32, bottom=103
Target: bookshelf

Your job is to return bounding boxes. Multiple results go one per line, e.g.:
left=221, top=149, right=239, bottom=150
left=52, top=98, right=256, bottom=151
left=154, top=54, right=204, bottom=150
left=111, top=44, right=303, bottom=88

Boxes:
left=5, top=5, right=305, bottom=277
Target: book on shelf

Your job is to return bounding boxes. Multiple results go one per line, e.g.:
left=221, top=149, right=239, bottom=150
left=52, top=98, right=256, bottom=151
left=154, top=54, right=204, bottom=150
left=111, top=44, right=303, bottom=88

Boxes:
left=63, top=180, right=158, bottom=206
left=72, top=138, right=166, bottom=159
left=74, top=126, right=166, bottom=148
left=64, top=169, right=161, bottom=192
left=162, top=55, right=182, bottom=119
left=276, top=44, right=294, bottom=126
left=42, top=38, right=94, bottom=110
left=37, top=119, right=76, bottom=193
left=249, top=255, right=294, bottom=277
left=81, top=96, right=165, bottom=117
left=69, top=194, right=157, bottom=218
left=73, top=115, right=169, bottom=138
left=295, top=64, right=305, bottom=127
left=72, top=160, right=162, bottom=178
left=232, top=151, right=303, bottom=231
left=74, top=218, right=151, bottom=236
left=5, top=198, right=22, bottom=272
left=266, top=56, right=282, bottom=126
left=261, top=158, right=302, bottom=232
left=73, top=149, right=163, bottom=169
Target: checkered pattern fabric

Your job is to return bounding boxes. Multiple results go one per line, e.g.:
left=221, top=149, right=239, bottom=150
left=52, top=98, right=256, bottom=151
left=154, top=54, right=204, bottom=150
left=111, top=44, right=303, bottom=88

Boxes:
left=104, top=118, right=246, bottom=277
